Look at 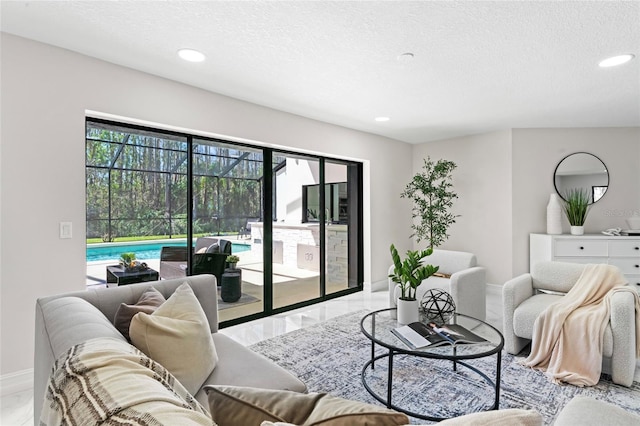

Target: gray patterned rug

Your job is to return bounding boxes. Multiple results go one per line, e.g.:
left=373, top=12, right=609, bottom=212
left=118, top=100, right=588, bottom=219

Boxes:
left=249, top=310, right=640, bottom=425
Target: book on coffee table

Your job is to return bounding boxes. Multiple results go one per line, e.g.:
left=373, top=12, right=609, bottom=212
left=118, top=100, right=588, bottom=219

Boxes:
left=391, top=321, right=487, bottom=350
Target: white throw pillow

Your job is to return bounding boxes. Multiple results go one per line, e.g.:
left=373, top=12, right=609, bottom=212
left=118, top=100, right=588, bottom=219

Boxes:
left=130, top=282, right=218, bottom=395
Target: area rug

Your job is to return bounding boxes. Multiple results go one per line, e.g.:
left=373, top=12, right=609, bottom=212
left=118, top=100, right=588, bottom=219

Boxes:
left=249, top=310, right=640, bottom=425
left=217, top=292, right=259, bottom=310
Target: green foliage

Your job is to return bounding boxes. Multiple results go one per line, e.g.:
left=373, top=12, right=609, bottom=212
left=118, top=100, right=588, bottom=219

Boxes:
left=401, top=157, right=459, bottom=249
left=226, top=255, right=240, bottom=263
left=563, top=188, right=590, bottom=226
left=119, top=252, right=136, bottom=267
left=86, top=125, right=263, bottom=241
left=389, top=244, right=439, bottom=301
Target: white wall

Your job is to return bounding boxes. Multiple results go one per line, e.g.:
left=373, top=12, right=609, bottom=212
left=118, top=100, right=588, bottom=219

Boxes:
left=413, top=127, right=640, bottom=285
left=412, top=131, right=513, bottom=285
left=0, top=34, right=413, bottom=376
left=511, top=127, right=640, bottom=276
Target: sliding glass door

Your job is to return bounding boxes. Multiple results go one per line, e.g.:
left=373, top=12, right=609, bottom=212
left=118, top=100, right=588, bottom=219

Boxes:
left=86, top=118, right=363, bottom=326
left=272, top=153, right=322, bottom=309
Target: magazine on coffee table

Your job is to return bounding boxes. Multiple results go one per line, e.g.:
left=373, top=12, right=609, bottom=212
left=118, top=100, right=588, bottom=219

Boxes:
left=391, top=321, right=487, bottom=350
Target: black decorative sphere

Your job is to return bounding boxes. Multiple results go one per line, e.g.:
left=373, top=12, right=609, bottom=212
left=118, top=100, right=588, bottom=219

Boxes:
left=420, top=289, right=456, bottom=323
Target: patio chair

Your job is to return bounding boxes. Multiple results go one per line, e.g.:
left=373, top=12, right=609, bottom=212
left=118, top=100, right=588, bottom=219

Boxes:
left=238, top=218, right=259, bottom=240
left=159, top=237, right=232, bottom=285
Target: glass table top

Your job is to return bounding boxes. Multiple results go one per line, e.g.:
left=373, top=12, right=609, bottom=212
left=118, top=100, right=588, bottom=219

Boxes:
left=360, top=308, right=504, bottom=359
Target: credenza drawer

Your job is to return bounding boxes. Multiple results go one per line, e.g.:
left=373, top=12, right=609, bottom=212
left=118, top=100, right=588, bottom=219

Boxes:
left=555, top=240, right=608, bottom=257
left=609, top=258, right=640, bottom=275
left=557, top=257, right=607, bottom=265
left=609, top=241, right=640, bottom=257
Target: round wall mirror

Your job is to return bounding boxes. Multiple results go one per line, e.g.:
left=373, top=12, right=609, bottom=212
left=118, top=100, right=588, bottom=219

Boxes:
left=554, top=152, right=609, bottom=204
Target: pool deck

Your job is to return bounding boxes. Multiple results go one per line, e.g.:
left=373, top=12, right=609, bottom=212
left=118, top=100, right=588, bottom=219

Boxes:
left=86, top=235, right=252, bottom=286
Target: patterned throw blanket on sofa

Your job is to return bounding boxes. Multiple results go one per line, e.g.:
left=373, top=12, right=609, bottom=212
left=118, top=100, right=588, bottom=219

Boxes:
left=40, top=337, right=214, bottom=426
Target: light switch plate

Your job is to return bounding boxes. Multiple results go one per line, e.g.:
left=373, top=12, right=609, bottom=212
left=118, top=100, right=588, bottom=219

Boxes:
left=60, top=222, right=72, bottom=239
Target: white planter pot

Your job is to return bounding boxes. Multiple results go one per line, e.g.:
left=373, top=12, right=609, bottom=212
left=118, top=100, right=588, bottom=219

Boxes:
left=571, top=226, right=584, bottom=235
left=397, top=298, right=419, bottom=325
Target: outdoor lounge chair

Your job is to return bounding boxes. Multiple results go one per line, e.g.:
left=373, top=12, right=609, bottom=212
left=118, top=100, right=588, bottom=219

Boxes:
left=238, top=218, right=259, bottom=240
left=159, top=237, right=232, bottom=285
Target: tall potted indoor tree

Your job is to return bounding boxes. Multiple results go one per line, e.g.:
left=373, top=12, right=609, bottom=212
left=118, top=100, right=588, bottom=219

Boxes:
left=401, top=157, right=458, bottom=249
left=389, top=244, right=439, bottom=324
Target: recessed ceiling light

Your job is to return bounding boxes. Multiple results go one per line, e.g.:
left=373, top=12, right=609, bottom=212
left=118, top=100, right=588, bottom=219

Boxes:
left=598, top=54, right=634, bottom=68
left=397, top=52, right=415, bottom=62
left=178, top=48, right=205, bottom=63
left=375, top=117, right=390, bottom=122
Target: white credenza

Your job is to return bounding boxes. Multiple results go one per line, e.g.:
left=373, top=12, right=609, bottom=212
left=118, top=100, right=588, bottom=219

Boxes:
left=530, top=233, right=640, bottom=294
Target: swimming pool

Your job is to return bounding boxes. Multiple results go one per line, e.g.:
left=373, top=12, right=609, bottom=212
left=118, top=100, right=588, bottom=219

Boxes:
left=86, top=240, right=251, bottom=262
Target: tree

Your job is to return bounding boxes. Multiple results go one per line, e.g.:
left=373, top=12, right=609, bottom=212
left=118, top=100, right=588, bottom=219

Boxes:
left=401, top=157, right=458, bottom=249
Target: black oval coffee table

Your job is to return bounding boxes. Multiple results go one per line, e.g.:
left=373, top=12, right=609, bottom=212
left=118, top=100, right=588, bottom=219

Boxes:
left=360, top=308, right=504, bottom=421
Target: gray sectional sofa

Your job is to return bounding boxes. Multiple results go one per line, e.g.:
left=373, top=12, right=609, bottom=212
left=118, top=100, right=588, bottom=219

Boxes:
left=34, top=273, right=640, bottom=425
left=34, top=275, right=307, bottom=423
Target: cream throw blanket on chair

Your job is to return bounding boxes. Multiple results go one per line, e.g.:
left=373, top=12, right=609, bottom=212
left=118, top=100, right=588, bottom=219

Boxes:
left=521, top=264, right=640, bottom=386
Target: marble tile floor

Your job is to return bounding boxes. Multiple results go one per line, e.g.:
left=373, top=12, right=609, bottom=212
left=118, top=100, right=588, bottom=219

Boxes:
left=2, top=284, right=637, bottom=425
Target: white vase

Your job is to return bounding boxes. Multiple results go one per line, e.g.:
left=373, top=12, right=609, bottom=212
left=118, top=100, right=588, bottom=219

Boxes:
left=547, top=194, right=563, bottom=235
left=571, top=226, right=584, bottom=235
left=397, top=298, right=419, bottom=325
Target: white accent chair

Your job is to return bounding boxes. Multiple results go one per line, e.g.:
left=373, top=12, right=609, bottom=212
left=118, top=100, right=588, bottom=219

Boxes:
left=388, top=249, right=486, bottom=321
left=502, top=261, right=638, bottom=387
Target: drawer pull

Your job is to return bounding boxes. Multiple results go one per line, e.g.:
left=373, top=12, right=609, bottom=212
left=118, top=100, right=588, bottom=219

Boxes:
left=579, top=246, right=584, bottom=250
left=636, top=265, right=639, bottom=268
left=636, top=247, right=639, bottom=250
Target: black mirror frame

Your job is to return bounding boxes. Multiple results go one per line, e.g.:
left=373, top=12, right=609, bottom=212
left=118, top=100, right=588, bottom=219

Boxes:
left=553, top=152, right=609, bottom=205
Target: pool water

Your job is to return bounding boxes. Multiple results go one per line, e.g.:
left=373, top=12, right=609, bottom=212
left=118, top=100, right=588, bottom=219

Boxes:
left=86, top=241, right=250, bottom=262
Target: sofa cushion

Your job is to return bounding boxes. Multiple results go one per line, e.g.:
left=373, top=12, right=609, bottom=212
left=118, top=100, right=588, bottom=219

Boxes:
left=513, top=293, right=562, bottom=338
left=39, top=297, right=127, bottom=359
left=437, top=408, right=542, bottom=425
left=113, top=287, right=166, bottom=340
left=40, top=337, right=213, bottom=425
left=512, top=293, right=614, bottom=357
left=554, top=396, right=640, bottom=426
left=204, top=385, right=409, bottom=426
left=194, top=333, right=307, bottom=407
left=130, top=282, right=218, bottom=395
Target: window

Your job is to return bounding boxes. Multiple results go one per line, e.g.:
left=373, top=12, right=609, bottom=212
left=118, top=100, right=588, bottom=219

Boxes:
left=86, top=118, right=363, bottom=326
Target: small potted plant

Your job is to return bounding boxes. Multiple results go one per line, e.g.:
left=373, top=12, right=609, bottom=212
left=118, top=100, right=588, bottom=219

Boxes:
left=562, top=188, right=590, bottom=235
left=119, top=252, right=137, bottom=270
left=226, top=255, right=240, bottom=269
left=389, top=244, right=439, bottom=324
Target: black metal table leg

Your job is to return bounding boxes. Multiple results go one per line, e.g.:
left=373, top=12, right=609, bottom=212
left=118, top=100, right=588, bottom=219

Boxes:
left=387, top=349, right=393, bottom=407
left=494, top=350, right=502, bottom=409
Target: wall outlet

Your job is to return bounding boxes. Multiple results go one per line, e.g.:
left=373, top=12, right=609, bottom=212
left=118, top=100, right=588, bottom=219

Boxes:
left=60, top=222, right=72, bottom=239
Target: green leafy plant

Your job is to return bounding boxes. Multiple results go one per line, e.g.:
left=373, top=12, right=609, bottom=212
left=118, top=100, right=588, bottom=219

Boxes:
left=563, top=188, right=590, bottom=226
left=226, top=255, right=240, bottom=264
left=389, top=244, right=439, bottom=301
left=119, top=252, right=136, bottom=268
left=401, top=157, right=459, bottom=249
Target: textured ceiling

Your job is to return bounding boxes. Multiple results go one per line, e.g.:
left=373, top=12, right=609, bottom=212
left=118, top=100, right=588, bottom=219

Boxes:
left=1, top=1, right=639, bottom=143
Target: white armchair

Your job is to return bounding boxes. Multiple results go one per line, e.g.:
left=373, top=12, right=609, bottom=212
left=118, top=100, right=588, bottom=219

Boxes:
left=503, top=261, right=638, bottom=387
left=388, top=249, right=486, bottom=321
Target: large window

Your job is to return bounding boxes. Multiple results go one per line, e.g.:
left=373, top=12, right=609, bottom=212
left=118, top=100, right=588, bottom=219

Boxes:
left=86, top=118, right=363, bottom=326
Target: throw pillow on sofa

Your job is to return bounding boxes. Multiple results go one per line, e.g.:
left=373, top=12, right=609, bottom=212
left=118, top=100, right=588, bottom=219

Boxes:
left=130, top=282, right=218, bottom=395
left=113, top=287, right=166, bottom=340
left=204, top=385, right=409, bottom=426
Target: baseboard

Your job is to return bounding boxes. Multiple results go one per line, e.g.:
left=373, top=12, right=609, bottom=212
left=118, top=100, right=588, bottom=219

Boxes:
left=370, top=278, right=387, bottom=292
left=486, top=283, right=502, bottom=295
left=0, top=368, right=33, bottom=396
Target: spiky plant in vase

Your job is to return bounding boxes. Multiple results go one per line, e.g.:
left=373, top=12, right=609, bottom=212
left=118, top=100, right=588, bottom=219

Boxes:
left=563, top=188, right=590, bottom=235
